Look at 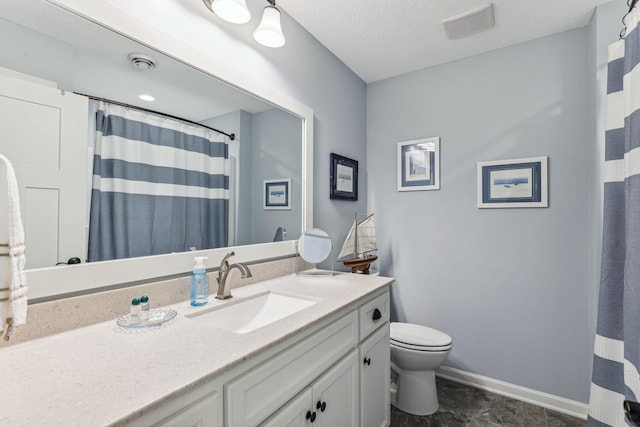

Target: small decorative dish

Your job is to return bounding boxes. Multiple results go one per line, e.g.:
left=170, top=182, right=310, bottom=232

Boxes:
left=116, top=308, right=177, bottom=329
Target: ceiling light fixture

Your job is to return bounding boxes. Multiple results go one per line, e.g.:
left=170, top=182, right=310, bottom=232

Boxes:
left=253, top=0, right=285, bottom=48
left=202, top=0, right=251, bottom=25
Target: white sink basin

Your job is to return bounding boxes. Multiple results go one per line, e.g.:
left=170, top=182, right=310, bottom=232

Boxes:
left=186, top=291, right=316, bottom=334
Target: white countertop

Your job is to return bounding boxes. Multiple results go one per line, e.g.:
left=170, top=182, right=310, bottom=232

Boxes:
left=0, top=271, right=392, bottom=426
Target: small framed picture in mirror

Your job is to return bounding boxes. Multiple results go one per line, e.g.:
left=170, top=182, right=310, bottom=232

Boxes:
left=263, top=179, right=292, bottom=210
left=330, top=153, right=358, bottom=201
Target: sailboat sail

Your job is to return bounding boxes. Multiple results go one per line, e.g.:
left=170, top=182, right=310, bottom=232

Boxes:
left=337, top=213, right=377, bottom=261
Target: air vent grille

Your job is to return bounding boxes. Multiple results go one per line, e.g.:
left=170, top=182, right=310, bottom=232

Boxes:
left=127, top=53, right=156, bottom=70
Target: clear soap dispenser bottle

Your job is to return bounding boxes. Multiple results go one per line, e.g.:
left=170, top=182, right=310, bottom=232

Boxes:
left=190, top=256, right=209, bottom=306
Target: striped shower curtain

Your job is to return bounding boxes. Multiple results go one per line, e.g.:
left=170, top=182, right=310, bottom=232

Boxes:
left=588, top=7, right=640, bottom=426
left=88, top=102, right=230, bottom=262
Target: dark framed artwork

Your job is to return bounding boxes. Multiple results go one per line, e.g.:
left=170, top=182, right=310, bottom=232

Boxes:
left=476, top=156, right=548, bottom=208
left=263, top=178, right=291, bottom=210
left=397, top=137, right=440, bottom=191
left=330, top=153, right=358, bottom=201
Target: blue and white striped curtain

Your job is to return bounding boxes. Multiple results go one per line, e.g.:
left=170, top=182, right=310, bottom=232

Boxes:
left=88, top=102, right=229, bottom=262
left=588, top=8, right=640, bottom=426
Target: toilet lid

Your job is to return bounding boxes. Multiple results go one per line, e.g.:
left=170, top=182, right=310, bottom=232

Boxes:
left=390, top=322, right=452, bottom=348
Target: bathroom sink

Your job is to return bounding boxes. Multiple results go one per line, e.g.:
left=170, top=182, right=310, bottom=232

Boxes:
left=186, top=291, right=316, bottom=334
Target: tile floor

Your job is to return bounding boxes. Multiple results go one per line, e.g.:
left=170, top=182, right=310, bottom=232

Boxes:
left=390, top=378, right=586, bottom=426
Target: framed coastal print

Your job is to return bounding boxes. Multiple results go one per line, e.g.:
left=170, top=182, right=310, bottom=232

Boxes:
left=263, top=178, right=291, bottom=210
left=330, top=153, right=358, bottom=201
left=477, top=156, right=548, bottom=208
left=397, top=137, right=440, bottom=191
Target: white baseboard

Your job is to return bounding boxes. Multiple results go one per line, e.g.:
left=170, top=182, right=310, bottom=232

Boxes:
left=436, top=366, right=588, bottom=420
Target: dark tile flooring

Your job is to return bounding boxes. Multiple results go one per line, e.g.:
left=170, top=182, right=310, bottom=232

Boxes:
left=390, top=378, right=586, bottom=426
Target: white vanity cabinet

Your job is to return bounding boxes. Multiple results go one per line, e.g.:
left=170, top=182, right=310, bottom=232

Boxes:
left=359, top=325, right=391, bottom=427
left=128, top=382, right=223, bottom=427
left=260, top=289, right=390, bottom=427
left=357, top=291, right=391, bottom=427
left=130, top=286, right=390, bottom=427
left=261, top=351, right=359, bottom=427
left=224, top=311, right=359, bottom=426
left=156, top=391, right=222, bottom=427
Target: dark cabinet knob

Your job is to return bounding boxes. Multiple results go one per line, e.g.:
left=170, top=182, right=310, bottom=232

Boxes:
left=316, top=400, right=326, bottom=412
left=306, top=410, right=316, bottom=422
left=363, top=357, right=371, bottom=366
left=372, top=308, right=382, bottom=321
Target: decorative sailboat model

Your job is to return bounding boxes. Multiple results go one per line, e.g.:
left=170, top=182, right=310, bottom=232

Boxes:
left=337, top=213, right=378, bottom=274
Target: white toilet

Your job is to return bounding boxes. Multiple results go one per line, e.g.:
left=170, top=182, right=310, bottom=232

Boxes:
left=390, top=322, right=453, bottom=416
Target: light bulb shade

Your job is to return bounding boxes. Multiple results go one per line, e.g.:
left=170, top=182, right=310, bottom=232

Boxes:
left=211, top=0, right=251, bottom=24
left=253, top=6, right=285, bottom=48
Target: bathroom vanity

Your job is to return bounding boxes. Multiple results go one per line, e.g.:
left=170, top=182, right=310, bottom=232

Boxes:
left=0, top=272, right=391, bottom=426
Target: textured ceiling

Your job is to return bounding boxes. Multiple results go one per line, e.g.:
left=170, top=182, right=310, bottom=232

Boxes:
left=277, top=0, right=615, bottom=83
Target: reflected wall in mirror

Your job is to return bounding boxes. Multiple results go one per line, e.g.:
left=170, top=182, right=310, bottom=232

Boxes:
left=0, top=0, right=303, bottom=270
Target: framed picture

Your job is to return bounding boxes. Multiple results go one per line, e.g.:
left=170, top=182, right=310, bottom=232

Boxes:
left=263, top=178, right=292, bottom=210
left=397, top=137, right=440, bottom=191
left=330, top=153, right=358, bottom=201
left=477, top=156, right=548, bottom=208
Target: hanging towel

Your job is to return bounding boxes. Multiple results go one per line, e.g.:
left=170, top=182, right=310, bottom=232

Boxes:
left=0, top=154, right=27, bottom=340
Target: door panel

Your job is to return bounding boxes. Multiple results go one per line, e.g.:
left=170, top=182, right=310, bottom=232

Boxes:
left=0, top=72, right=89, bottom=267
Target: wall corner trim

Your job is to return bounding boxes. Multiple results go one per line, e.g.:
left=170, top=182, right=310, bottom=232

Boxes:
left=436, top=366, right=588, bottom=420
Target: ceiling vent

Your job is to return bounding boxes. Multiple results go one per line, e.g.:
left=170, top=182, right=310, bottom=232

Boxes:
left=127, top=53, right=157, bottom=70
left=442, top=3, right=495, bottom=40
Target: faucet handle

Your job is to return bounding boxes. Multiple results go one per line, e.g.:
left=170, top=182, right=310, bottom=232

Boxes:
left=221, top=251, right=235, bottom=264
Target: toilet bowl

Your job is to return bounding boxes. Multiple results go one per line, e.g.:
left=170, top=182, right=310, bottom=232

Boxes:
left=390, top=322, right=452, bottom=416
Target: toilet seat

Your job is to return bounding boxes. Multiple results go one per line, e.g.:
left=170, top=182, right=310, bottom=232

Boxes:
left=390, top=322, right=452, bottom=352
left=391, top=339, right=452, bottom=352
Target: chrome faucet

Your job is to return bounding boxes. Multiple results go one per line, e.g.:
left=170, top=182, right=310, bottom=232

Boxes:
left=215, top=251, right=252, bottom=300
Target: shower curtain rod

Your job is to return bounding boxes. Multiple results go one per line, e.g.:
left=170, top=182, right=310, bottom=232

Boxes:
left=73, top=91, right=236, bottom=141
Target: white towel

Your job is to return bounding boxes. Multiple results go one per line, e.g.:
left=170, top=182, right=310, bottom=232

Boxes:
left=0, top=154, right=27, bottom=340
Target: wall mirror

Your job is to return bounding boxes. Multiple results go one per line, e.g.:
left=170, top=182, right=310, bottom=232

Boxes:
left=0, top=0, right=313, bottom=300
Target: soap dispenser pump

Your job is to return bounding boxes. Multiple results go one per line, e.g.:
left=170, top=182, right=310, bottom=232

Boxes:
left=190, top=257, right=209, bottom=306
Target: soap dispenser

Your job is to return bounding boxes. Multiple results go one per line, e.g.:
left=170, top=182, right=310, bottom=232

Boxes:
left=190, top=257, right=209, bottom=306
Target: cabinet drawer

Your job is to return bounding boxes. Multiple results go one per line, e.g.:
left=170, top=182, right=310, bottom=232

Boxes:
left=358, top=291, right=389, bottom=340
left=225, top=311, right=358, bottom=427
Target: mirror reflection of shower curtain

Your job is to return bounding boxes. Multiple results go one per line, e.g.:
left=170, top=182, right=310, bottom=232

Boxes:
left=88, top=102, right=229, bottom=262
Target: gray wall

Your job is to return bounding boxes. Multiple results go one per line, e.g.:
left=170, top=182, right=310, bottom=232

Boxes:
left=367, top=28, right=593, bottom=402
left=250, top=108, right=303, bottom=244
left=205, top=109, right=303, bottom=246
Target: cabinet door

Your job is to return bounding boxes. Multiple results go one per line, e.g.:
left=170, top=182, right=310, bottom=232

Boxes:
left=313, top=350, right=359, bottom=427
left=226, top=312, right=358, bottom=427
left=360, top=324, right=390, bottom=427
left=156, top=391, right=221, bottom=427
left=260, top=389, right=313, bottom=427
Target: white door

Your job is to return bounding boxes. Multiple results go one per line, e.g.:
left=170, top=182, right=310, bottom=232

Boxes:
left=0, top=72, right=89, bottom=268
left=313, top=350, right=359, bottom=427
left=360, top=324, right=391, bottom=427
